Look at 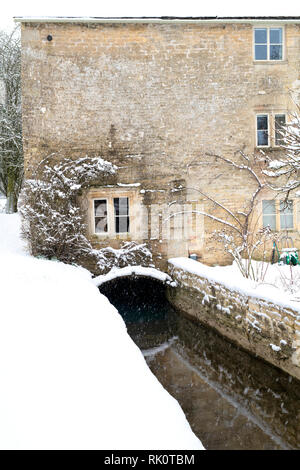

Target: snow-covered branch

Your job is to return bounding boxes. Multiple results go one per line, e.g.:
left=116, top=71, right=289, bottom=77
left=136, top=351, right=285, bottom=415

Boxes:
left=262, top=107, right=300, bottom=197
left=164, top=210, right=242, bottom=235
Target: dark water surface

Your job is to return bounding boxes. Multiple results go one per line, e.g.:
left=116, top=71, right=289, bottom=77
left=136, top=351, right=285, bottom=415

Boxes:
left=100, top=278, right=300, bottom=450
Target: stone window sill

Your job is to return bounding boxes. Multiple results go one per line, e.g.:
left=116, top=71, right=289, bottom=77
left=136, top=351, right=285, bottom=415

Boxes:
left=253, top=60, right=288, bottom=65
left=255, top=146, right=283, bottom=152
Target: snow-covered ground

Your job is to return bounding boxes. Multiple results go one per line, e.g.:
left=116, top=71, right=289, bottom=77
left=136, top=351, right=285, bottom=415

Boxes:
left=169, top=257, right=300, bottom=313
left=0, top=212, right=203, bottom=450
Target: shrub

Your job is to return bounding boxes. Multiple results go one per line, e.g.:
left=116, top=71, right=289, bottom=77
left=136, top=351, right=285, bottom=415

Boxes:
left=20, top=154, right=153, bottom=273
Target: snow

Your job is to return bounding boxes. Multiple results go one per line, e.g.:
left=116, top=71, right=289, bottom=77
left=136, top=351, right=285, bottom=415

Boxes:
left=268, top=160, right=286, bottom=170
left=0, top=213, right=26, bottom=255
left=140, top=189, right=166, bottom=193
left=0, top=213, right=203, bottom=450
left=93, top=265, right=173, bottom=287
left=142, top=337, right=178, bottom=358
left=117, top=182, right=141, bottom=187
left=270, top=344, right=281, bottom=352
left=169, top=257, right=300, bottom=313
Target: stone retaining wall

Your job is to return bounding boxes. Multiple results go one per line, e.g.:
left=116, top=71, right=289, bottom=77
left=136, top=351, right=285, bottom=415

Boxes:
left=167, top=263, right=300, bottom=380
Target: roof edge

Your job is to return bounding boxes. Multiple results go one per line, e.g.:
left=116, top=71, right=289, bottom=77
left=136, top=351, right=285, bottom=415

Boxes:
left=13, top=16, right=300, bottom=25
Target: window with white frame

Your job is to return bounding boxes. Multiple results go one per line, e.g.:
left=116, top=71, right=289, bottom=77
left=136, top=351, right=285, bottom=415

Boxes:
left=254, top=27, right=283, bottom=61
left=256, top=113, right=287, bottom=148
left=256, top=114, right=269, bottom=147
left=93, top=196, right=130, bottom=234
left=262, top=199, right=294, bottom=230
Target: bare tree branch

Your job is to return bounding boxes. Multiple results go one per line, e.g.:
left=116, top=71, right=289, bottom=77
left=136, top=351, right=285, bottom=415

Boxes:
left=0, top=26, right=23, bottom=212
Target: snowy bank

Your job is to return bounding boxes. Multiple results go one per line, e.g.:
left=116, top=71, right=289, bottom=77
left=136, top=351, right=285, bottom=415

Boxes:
left=0, top=214, right=203, bottom=450
left=169, top=257, right=300, bottom=314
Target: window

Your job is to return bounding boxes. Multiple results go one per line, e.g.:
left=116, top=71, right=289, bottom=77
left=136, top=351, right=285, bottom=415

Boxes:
left=262, top=199, right=294, bottom=230
left=256, top=115, right=269, bottom=147
left=254, top=27, right=283, bottom=61
left=114, top=197, right=129, bottom=233
left=93, top=197, right=131, bottom=234
left=256, top=113, right=286, bottom=148
left=262, top=200, right=276, bottom=230
left=280, top=200, right=293, bottom=229
left=275, top=114, right=286, bottom=146
left=94, top=199, right=108, bottom=233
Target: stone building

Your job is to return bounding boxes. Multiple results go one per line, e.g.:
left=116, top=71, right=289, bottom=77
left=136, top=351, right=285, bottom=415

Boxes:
left=16, top=16, right=300, bottom=269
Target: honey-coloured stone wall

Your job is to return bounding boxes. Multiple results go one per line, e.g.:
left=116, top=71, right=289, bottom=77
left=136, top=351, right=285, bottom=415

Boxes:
left=19, top=20, right=300, bottom=266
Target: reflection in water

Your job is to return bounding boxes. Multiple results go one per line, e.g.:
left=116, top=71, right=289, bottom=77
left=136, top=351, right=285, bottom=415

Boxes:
left=100, top=278, right=300, bottom=450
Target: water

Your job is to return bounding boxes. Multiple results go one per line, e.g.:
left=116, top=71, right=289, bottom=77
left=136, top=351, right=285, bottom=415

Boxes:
left=100, top=277, right=300, bottom=450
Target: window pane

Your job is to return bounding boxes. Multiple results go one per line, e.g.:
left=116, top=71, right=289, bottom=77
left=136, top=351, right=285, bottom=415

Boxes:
left=275, top=114, right=286, bottom=128
left=257, top=115, right=268, bottom=130
left=280, top=201, right=293, bottom=229
left=114, top=197, right=129, bottom=233
left=114, top=197, right=129, bottom=216
left=263, top=200, right=276, bottom=231
left=263, top=215, right=276, bottom=230
left=257, top=115, right=268, bottom=146
left=94, top=199, right=107, bottom=217
left=280, top=214, right=293, bottom=229
left=94, top=200, right=108, bottom=233
left=280, top=200, right=293, bottom=214
left=95, top=217, right=108, bottom=233
left=270, top=44, right=282, bottom=60
left=115, top=216, right=129, bottom=233
left=275, top=114, right=286, bottom=145
left=270, top=28, right=282, bottom=44
left=257, top=130, right=268, bottom=146
left=255, top=44, right=268, bottom=60
left=263, top=200, right=276, bottom=214
left=255, top=28, right=267, bottom=44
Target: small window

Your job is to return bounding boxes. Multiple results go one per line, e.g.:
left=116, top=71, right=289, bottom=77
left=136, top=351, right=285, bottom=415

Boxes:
left=275, top=114, right=286, bottom=146
left=94, top=199, right=108, bottom=233
left=114, top=197, right=129, bottom=233
left=262, top=200, right=276, bottom=230
left=280, top=200, right=293, bottom=229
left=254, top=27, right=283, bottom=61
left=257, top=115, right=269, bottom=146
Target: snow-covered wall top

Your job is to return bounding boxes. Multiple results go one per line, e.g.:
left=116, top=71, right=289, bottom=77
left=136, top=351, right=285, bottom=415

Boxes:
left=93, top=265, right=173, bottom=287
left=14, top=16, right=300, bottom=24
left=169, top=257, right=300, bottom=314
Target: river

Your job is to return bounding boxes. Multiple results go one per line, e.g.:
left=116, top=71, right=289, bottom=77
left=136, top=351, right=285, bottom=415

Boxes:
left=100, top=277, right=300, bottom=450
